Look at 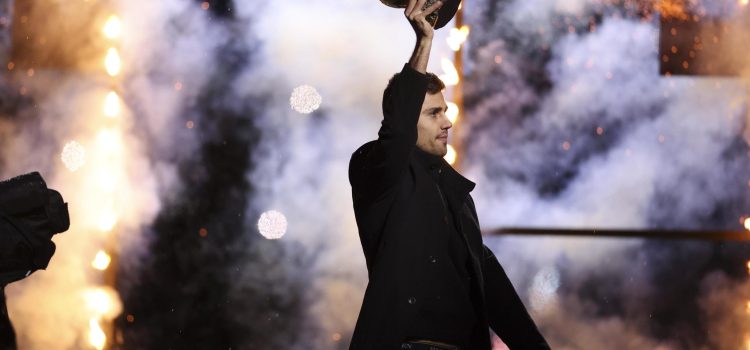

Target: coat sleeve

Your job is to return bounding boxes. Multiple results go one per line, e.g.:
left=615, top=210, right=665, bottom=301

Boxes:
left=482, top=245, right=551, bottom=349
left=349, top=64, right=427, bottom=204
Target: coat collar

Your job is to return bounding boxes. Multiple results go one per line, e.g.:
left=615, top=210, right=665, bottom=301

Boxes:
left=412, top=147, right=475, bottom=197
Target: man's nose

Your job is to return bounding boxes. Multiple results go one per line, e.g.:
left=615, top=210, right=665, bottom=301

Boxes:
left=441, top=114, right=452, bottom=129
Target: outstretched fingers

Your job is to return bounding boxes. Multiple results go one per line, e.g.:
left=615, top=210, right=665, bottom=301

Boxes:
left=422, top=0, right=443, bottom=17
left=406, top=0, right=427, bottom=18
left=405, top=0, right=418, bottom=16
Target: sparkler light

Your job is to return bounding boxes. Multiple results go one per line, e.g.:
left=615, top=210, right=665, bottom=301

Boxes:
left=290, top=85, right=322, bottom=114
left=444, top=144, right=457, bottom=165
left=105, top=48, right=121, bottom=77
left=439, top=58, right=459, bottom=86
left=446, top=25, right=470, bottom=51
left=102, top=15, right=122, bottom=39
left=446, top=101, right=459, bottom=124
left=61, top=141, right=87, bottom=171
left=88, top=318, right=106, bottom=350
left=83, top=289, right=114, bottom=316
left=257, top=210, right=288, bottom=239
left=92, top=250, right=112, bottom=271
left=104, top=91, right=121, bottom=118
left=98, top=208, right=118, bottom=233
left=96, top=129, right=123, bottom=154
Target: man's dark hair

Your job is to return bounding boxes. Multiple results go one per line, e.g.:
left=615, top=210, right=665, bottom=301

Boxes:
left=424, top=72, right=445, bottom=94
left=383, top=71, right=445, bottom=113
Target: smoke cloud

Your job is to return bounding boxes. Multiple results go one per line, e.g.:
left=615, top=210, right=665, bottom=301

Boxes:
left=2, top=0, right=750, bottom=348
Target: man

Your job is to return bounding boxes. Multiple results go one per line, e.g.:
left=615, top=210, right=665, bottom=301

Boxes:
left=348, top=1, right=550, bottom=349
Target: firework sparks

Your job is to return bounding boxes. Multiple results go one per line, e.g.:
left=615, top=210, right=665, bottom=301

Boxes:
left=258, top=210, right=288, bottom=239
left=61, top=141, right=87, bottom=171
left=289, top=85, right=322, bottom=114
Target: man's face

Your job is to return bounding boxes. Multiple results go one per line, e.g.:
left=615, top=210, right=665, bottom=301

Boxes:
left=416, top=91, right=451, bottom=157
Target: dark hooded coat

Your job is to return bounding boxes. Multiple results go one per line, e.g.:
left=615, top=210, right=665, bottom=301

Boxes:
left=348, top=64, right=550, bottom=349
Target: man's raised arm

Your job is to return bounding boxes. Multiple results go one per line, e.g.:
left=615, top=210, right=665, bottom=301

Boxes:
left=349, top=0, right=443, bottom=203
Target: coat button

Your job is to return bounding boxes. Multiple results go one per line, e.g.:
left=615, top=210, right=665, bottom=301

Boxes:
left=408, top=297, right=416, bottom=305
left=429, top=255, right=438, bottom=263
left=443, top=216, right=449, bottom=224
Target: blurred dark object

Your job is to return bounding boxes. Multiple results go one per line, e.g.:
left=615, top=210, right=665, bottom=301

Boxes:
left=0, top=171, right=69, bottom=285
left=0, top=172, right=68, bottom=349
left=659, top=9, right=750, bottom=76
left=1, top=287, right=14, bottom=350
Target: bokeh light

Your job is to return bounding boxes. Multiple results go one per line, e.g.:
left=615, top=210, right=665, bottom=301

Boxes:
left=104, top=91, right=121, bottom=118
left=439, top=58, right=459, bottom=86
left=444, top=144, right=457, bottom=165
left=446, top=101, right=459, bottom=124
left=102, top=15, right=122, bottom=39
left=290, top=85, right=322, bottom=114
left=88, top=318, right=106, bottom=350
left=447, top=25, right=470, bottom=51
left=61, top=141, right=86, bottom=171
left=257, top=210, right=288, bottom=239
left=91, top=250, right=112, bottom=271
left=83, top=288, right=114, bottom=316
left=105, top=48, right=121, bottom=77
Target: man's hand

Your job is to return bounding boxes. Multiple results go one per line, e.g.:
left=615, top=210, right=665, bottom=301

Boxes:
left=405, top=0, right=443, bottom=40
left=406, top=0, right=442, bottom=73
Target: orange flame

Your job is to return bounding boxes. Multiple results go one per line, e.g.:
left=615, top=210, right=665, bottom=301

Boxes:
left=655, top=0, right=690, bottom=20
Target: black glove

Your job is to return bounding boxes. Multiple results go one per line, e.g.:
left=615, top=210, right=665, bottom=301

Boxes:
left=0, top=172, right=69, bottom=286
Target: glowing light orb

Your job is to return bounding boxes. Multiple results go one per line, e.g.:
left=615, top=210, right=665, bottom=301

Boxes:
left=84, top=289, right=114, bottom=316
left=446, top=102, right=459, bottom=124
left=102, top=15, right=122, bottom=39
left=105, top=48, right=121, bottom=77
left=439, top=58, right=459, bottom=86
left=446, top=25, right=470, bottom=51
left=741, top=0, right=749, bottom=6
left=444, top=144, right=457, bottom=165
left=61, top=141, right=86, bottom=171
left=104, top=91, right=121, bottom=118
left=98, top=209, right=118, bottom=233
left=257, top=210, right=288, bottom=239
left=92, top=250, right=112, bottom=271
left=744, top=217, right=750, bottom=231
left=289, top=85, right=322, bottom=114
left=88, top=318, right=106, bottom=350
